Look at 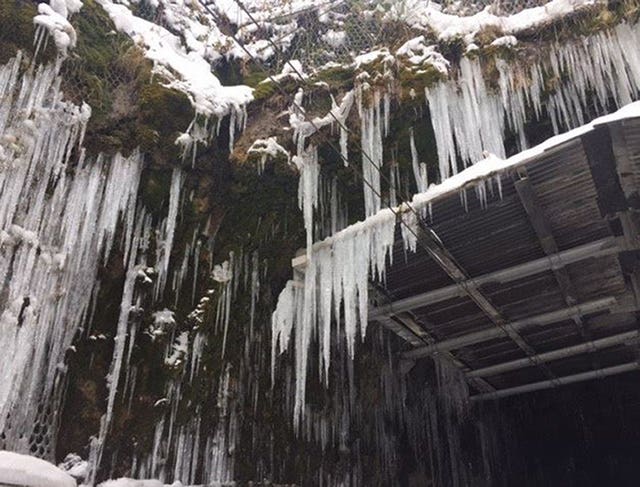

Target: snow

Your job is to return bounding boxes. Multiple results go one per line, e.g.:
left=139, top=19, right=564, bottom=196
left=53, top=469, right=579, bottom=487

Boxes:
left=98, top=479, right=167, bottom=487
left=290, top=89, right=355, bottom=157
left=247, top=136, right=290, bottom=173
left=396, top=36, right=449, bottom=75
left=490, top=35, right=518, bottom=47
left=354, top=49, right=394, bottom=68
left=393, top=0, right=604, bottom=43
left=33, top=0, right=82, bottom=56
left=0, top=451, right=75, bottom=487
left=323, top=29, right=347, bottom=49
left=267, top=59, right=308, bottom=83
left=58, top=453, right=88, bottom=482
left=97, top=0, right=253, bottom=118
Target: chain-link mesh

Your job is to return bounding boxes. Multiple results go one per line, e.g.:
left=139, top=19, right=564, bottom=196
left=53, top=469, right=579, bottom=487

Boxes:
left=440, top=0, right=548, bottom=15
left=266, top=0, right=553, bottom=70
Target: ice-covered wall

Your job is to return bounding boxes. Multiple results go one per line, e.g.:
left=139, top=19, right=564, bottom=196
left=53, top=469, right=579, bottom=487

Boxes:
left=0, top=53, right=142, bottom=458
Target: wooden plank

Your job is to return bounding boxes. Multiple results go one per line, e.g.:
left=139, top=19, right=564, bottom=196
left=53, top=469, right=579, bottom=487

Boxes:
left=514, top=172, right=590, bottom=343
left=411, top=221, right=559, bottom=382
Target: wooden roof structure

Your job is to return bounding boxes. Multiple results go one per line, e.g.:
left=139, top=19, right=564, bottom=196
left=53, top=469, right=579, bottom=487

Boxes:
left=371, top=113, right=640, bottom=400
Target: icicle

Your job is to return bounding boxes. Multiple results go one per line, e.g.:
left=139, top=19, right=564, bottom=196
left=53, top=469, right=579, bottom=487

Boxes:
left=426, top=22, right=640, bottom=182
left=389, top=163, right=398, bottom=207
left=292, top=145, right=319, bottom=257
left=359, top=88, right=383, bottom=217
left=409, top=128, right=428, bottom=193
left=272, top=208, right=396, bottom=425
left=155, top=167, right=184, bottom=300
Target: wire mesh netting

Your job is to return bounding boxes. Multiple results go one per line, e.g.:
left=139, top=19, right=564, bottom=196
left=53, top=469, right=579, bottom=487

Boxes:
left=268, top=0, right=553, bottom=69
left=441, top=0, right=549, bottom=15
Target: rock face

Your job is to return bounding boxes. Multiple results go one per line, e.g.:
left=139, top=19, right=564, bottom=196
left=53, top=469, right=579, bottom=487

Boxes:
left=1, top=0, right=639, bottom=485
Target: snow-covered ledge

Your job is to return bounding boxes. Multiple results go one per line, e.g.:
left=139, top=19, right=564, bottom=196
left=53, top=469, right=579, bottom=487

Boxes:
left=389, top=0, right=605, bottom=42
left=0, top=451, right=76, bottom=487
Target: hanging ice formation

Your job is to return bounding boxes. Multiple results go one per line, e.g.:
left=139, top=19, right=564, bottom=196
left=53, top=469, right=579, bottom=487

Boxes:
left=427, top=22, right=640, bottom=180
left=131, top=249, right=264, bottom=484
left=356, top=82, right=386, bottom=218
left=272, top=208, right=397, bottom=426
left=154, top=167, right=184, bottom=301
left=409, top=127, right=429, bottom=193
left=289, top=88, right=355, bottom=256
left=292, top=146, right=320, bottom=256
left=0, top=53, right=142, bottom=458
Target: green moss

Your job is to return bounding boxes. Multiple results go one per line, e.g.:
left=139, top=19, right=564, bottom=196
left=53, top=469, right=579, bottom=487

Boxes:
left=398, top=65, right=445, bottom=102
left=61, top=0, right=138, bottom=120
left=242, top=63, right=273, bottom=88
left=314, top=65, right=356, bottom=90
left=138, top=83, right=193, bottom=163
left=252, top=79, right=278, bottom=101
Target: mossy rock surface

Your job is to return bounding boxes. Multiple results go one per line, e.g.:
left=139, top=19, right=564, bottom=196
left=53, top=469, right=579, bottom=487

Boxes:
left=0, top=0, right=56, bottom=64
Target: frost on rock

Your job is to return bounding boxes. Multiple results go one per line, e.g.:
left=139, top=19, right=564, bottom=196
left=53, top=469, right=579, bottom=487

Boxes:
left=149, top=309, right=176, bottom=340
left=0, top=451, right=76, bottom=487
left=212, top=260, right=232, bottom=283
left=165, top=332, right=189, bottom=368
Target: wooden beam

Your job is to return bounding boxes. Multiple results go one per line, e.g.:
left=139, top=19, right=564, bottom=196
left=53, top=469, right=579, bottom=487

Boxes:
left=467, top=330, right=639, bottom=378
left=409, top=223, right=558, bottom=381
left=370, top=237, right=621, bottom=319
left=471, top=361, right=640, bottom=401
left=609, top=121, right=640, bottom=209
left=514, top=171, right=590, bottom=344
left=402, top=297, right=618, bottom=360
left=387, top=312, right=495, bottom=393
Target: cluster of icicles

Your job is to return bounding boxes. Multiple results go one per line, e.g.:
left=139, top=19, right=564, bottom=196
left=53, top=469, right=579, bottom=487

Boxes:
left=0, top=52, right=198, bottom=482
left=132, top=249, right=267, bottom=484
left=428, top=21, right=640, bottom=179
left=0, top=53, right=141, bottom=462
left=272, top=20, right=640, bottom=428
